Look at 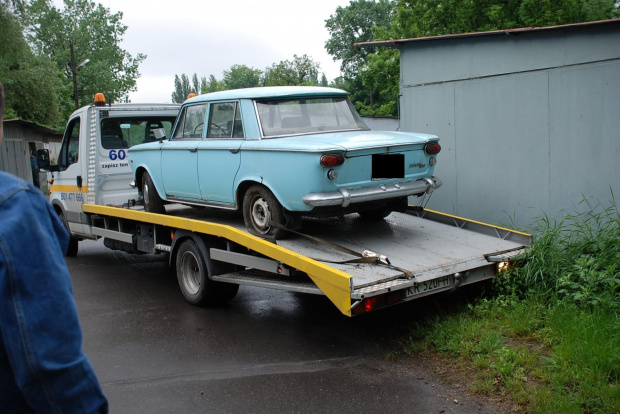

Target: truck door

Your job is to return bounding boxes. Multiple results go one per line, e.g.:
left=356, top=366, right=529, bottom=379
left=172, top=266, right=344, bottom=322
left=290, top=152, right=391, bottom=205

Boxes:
left=50, top=115, right=87, bottom=234
left=197, top=101, right=243, bottom=205
left=161, top=104, right=204, bottom=200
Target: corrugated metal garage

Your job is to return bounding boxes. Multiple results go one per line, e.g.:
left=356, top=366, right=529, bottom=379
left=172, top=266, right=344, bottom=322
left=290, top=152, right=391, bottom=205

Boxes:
left=0, top=119, right=62, bottom=191
left=362, top=19, right=620, bottom=230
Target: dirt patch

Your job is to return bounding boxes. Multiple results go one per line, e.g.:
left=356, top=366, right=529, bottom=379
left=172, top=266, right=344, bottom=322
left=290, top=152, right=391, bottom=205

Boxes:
left=391, top=350, right=526, bottom=414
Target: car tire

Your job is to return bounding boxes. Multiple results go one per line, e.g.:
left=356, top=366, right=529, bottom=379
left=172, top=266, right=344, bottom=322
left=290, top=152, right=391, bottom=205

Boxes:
left=242, top=184, right=287, bottom=239
left=142, top=171, right=165, bottom=214
left=58, top=209, right=79, bottom=257
left=176, top=239, right=239, bottom=306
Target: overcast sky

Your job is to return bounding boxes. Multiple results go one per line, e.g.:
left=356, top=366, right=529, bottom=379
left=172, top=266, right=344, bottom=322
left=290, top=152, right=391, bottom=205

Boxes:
left=73, top=0, right=351, bottom=103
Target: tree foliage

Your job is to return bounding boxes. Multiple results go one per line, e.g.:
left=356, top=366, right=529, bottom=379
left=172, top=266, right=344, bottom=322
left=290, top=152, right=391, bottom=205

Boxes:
left=222, top=64, right=262, bottom=89
left=172, top=55, right=325, bottom=100
left=27, top=0, right=145, bottom=112
left=328, top=0, right=619, bottom=117
left=0, top=4, right=63, bottom=125
left=171, top=73, right=193, bottom=103
left=325, top=0, right=393, bottom=79
left=393, top=0, right=618, bottom=38
left=325, top=0, right=395, bottom=116
left=263, top=54, right=320, bottom=86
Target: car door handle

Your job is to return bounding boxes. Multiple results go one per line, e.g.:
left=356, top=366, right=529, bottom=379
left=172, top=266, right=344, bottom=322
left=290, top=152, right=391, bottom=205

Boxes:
left=189, top=148, right=197, bottom=153
left=229, top=148, right=239, bottom=154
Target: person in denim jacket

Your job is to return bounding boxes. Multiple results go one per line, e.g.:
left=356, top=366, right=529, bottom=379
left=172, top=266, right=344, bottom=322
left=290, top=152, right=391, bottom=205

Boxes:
left=0, top=83, right=108, bottom=412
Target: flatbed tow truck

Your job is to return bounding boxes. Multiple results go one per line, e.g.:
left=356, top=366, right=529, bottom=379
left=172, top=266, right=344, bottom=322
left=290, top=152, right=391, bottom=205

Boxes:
left=41, top=95, right=532, bottom=317
left=81, top=202, right=530, bottom=316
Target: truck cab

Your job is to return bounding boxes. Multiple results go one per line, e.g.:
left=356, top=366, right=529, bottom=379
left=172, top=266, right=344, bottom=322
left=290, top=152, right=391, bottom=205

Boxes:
left=39, top=93, right=180, bottom=255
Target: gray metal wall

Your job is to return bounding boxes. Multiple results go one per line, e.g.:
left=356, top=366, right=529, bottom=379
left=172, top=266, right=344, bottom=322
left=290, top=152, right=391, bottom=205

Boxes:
left=399, top=23, right=620, bottom=230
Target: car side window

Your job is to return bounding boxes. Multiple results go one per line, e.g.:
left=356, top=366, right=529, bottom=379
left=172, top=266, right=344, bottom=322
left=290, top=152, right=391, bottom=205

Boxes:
left=207, top=102, right=244, bottom=138
left=58, top=117, right=80, bottom=169
left=172, top=104, right=206, bottom=139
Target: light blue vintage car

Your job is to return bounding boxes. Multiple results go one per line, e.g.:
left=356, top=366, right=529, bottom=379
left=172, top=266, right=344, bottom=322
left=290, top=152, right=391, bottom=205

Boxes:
left=129, top=86, right=441, bottom=239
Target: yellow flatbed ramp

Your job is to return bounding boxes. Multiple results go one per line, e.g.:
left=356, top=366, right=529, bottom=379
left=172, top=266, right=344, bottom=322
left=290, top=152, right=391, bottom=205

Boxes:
left=83, top=204, right=531, bottom=316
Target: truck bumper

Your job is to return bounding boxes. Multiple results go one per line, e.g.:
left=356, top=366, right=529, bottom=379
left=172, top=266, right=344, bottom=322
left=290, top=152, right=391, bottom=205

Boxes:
left=302, top=177, right=442, bottom=208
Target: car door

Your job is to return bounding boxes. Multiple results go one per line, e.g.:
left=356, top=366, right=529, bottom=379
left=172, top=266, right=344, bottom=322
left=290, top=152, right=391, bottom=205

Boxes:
left=161, top=104, right=206, bottom=200
left=197, top=101, right=243, bottom=206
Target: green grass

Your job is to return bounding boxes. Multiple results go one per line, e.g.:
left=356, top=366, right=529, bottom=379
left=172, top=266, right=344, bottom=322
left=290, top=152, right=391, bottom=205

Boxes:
left=401, top=194, right=620, bottom=413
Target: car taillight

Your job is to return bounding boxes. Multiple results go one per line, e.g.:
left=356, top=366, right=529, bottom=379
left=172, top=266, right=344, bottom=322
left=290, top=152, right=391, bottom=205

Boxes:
left=424, top=143, right=441, bottom=155
left=320, top=154, right=345, bottom=168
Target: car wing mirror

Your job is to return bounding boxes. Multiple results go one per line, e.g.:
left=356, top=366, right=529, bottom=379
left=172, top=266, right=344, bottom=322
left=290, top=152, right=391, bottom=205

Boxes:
left=153, top=127, right=167, bottom=141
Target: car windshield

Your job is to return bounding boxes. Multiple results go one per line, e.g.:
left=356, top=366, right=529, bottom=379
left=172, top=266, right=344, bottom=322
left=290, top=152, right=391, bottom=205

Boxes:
left=255, top=97, right=369, bottom=137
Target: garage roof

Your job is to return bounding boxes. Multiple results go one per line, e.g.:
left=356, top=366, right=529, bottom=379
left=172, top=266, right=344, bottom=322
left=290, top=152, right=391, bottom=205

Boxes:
left=355, top=18, right=620, bottom=48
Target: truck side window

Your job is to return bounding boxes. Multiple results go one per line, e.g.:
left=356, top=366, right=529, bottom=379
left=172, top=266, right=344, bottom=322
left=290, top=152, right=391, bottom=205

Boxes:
left=58, top=117, right=80, bottom=169
left=172, top=104, right=206, bottom=139
left=208, top=102, right=243, bottom=138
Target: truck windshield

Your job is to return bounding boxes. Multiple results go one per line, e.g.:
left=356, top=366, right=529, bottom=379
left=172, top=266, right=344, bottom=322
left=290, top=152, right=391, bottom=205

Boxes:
left=101, top=117, right=177, bottom=149
left=255, top=97, right=369, bottom=138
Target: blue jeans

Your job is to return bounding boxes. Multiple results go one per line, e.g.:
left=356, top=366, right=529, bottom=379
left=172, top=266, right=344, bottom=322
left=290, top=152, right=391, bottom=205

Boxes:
left=0, top=171, right=108, bottom=413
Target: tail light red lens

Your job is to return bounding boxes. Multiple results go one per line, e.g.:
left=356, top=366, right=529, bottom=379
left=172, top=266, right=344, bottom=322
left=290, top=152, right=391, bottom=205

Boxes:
left=320, top=154, right=345, bottom=168
left=424, top=143, right=441, bottom=155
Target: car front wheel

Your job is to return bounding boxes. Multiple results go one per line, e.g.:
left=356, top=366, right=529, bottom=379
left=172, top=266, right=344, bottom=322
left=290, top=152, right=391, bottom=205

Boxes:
left=142, top=171, right=165, bottom=214
left=242, top=185, right=287, bottom=239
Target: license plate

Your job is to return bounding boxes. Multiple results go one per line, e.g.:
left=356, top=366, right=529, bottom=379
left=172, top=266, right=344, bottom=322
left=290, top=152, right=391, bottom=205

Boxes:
left=405, top=276, right=452, bottom=298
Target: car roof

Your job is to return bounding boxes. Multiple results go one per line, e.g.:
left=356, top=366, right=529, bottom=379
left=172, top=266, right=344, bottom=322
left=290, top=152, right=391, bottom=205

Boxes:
left=184, top=86, right=349, bottom=104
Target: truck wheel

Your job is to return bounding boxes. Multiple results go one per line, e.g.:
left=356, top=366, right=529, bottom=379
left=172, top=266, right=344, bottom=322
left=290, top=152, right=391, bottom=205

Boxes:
left=142, top=172, right=165, bottom=214
left=242, top=185, right=287, bottom=239
left=58, top=210, right=79, bottom=257
left=176, top=239, right=238, bottom=306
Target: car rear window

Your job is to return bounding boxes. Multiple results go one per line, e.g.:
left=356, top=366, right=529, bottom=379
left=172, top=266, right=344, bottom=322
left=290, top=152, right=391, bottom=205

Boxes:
left=255, top=97, right=368, bottom=137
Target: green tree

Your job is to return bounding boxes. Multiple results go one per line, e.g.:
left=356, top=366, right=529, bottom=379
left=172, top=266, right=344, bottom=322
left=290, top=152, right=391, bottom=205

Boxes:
left=320, top=73, right=329, bottom=87
left=393, top=0, right=618, bottom=38
left=263, top=54, right=321, bottom=86
left=344, top=0, right=619, bottom=116
left=202, top=74, right=223, bottom=94
left=325, top=0, right=393, bottom=80
left=171, top=73, right=192, bottom=103
left=0, top=4, right=63, bottom=125
left=325, top=0, right=395, bottom=116
left=222, top=64, right=262, bottom=89
left=27, top=0, right=145, bottom=111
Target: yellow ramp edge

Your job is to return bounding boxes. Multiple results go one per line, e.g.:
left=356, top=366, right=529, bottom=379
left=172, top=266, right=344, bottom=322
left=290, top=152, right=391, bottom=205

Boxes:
left=82, top=204, right=354, bottom=316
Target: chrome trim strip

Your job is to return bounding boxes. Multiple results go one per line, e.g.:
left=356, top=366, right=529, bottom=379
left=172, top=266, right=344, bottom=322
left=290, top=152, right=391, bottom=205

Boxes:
left=166, top=196, right=237, bottom=210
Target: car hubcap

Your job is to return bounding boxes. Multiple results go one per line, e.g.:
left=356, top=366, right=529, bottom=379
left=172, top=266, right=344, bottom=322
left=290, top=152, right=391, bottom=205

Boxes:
left=143, top=181, right=150, bottom=206
left=180, top=251, right=200, bottom=295
left=251, top=197, right=271, bottom=231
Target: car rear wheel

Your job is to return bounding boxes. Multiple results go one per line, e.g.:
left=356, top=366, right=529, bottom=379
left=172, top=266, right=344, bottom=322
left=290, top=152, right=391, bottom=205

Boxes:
left=242, top=185, right=287, bottom=239
left=142, top=171, right=165, bottom=214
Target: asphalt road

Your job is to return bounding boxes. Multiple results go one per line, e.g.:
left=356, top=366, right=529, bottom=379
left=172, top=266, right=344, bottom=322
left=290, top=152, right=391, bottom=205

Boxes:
left=68, top=239, right=504, bottom=414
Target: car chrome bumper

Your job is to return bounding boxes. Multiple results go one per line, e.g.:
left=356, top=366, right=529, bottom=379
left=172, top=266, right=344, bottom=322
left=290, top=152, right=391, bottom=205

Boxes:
left=302, top=177, right=442, bottom=208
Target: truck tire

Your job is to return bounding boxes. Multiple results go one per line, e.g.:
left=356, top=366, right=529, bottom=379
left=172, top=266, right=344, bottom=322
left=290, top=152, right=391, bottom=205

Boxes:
left=142, top=172, right=165, bottom=214
left=176, top=239, right=238, bottom=306
left=58, top=210, right=79, bottom=257
left=242, top=184, right=287, bottom=240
